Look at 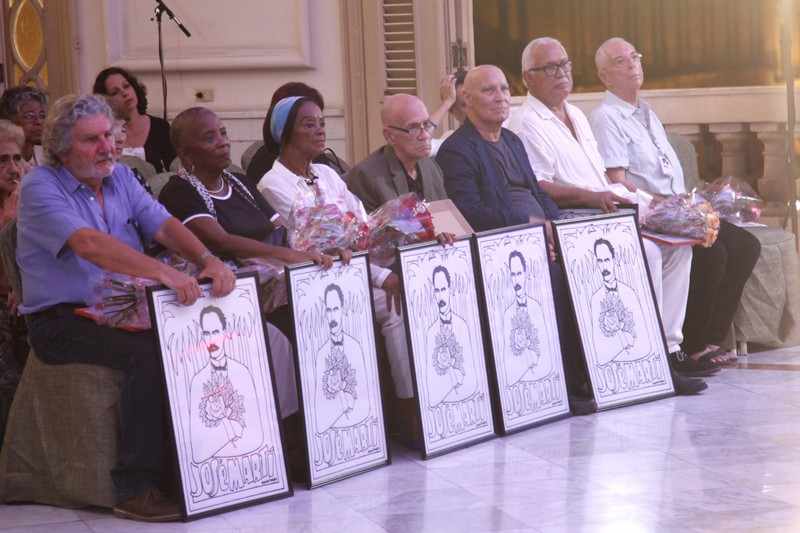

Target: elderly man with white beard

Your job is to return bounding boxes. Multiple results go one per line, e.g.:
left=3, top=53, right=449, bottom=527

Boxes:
left=512, top=37, right=708, bottom=391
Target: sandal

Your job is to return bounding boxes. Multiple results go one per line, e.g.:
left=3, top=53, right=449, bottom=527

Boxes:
left=693, top=345, right=728, bottom=366
left=670, top=349, right=721, bottom=377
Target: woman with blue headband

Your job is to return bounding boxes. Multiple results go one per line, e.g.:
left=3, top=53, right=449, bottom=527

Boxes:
left=258, top=97, right=419, bottom=440
left=245, top=82, right=348, bottom=187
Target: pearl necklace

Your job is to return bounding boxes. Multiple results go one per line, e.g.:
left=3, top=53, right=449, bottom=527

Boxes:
left=206, top=176, right=226, bottom=195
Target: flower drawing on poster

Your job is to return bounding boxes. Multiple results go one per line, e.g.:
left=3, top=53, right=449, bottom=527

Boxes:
left=432, top=325, right=465, bottom=376
left=322, top=346, right=358, bottom=401
left=509, top=306, right=540, bottom=358
left=598, top=291, right=636, bottom=342
left=199, top=371, right=246, bottom=429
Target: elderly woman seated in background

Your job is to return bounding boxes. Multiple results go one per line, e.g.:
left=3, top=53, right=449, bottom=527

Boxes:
left=0, top=119, right=27, bottom=443
left=0, top=85, right=48, bottom=167
left=93, top=67, right=176, bottom=172
left=245, top=82, right=348, bottom=186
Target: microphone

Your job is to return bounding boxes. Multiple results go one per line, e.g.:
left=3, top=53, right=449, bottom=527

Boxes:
left=154, top=0, right=191, bottom=38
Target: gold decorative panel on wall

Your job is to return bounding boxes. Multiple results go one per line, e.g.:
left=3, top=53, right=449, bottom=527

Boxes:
left=474, top=0, right=792, bottom=95
left=6, top=0, right=47, bottom=88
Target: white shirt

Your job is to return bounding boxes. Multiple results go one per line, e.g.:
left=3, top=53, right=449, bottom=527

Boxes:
left=590, top=91, right=686, bottom=196
left=26, top=145, right=44, bottom=167
left=257, top=160, right=390, bottom=287
left=513, top=93, right=611, bottom=193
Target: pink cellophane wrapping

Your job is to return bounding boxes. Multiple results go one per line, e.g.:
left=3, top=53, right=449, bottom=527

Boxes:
left=643, top=193, right=720, bottom=247
left=287, top=192, right=436, bottom=266
left=77, top=252, right=288, bottom=331
left=699, top=176, right=762, bottom=224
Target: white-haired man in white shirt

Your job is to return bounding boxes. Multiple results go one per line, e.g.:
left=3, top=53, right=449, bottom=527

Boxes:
left=513, top=37, right=709, bottom=391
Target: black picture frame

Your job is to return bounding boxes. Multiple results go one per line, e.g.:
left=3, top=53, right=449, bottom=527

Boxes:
left=147, top=272, right=293, bottom=521
left=285, top=252, right=391, bottom=488
left=472, top=223, right=572, bottom=435
left=552, top=212, right=675, bottom=411
left=397, top=237, right=497, bottom=459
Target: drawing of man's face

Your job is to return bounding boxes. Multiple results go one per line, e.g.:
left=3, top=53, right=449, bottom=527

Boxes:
left=325, top=284, right=344, bottom=339
left=594, top=239, right=617, bottom=288
left=508, top=251, right=526, bottom=300
left=200, top=307, right=229, bottom=364
left=432, top=266, right=451, bottom=319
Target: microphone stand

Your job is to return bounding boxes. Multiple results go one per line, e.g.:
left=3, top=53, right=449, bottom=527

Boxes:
left=151, top=0, right=191, bottom=121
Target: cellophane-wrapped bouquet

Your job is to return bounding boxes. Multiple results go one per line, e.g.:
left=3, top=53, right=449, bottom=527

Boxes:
left=642, top=193, right=720, bottom=247
left=76, top=252, right=288, bottom=331
left=287, top=192, right=436, bottom=266
left=76, top=274, right=158, bottom=331
left=365, top=193, right=436, bottom=266
left=288, top=203, right=369, bottom=253
left=699, top=176, right=762, bottom=224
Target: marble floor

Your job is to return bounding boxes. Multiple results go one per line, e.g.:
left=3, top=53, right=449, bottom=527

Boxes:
left=4, top=348, right=800, bottom=532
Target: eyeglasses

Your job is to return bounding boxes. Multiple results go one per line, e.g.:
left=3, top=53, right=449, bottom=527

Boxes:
left=527, top=60, right=572, bottom=78
left=0, top=154, right=23, bottom=165
left=388, top=120, right=436, bottom=137
left=611, top=52, right=643, bottom=67
left=21, top=111, right=46, bottom=123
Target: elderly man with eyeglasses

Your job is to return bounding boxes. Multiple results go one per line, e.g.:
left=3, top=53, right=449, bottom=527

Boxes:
left=346, top=93, right=447, bottom=212
left=513, top=37, right=707, bottom=393
left=590, top=37, right=761, bottom=373
left=0, top=86, right=48, bottom=167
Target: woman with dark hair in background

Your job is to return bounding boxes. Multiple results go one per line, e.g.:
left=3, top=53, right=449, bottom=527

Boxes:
left=93, top=66, right=176, bottom=172
left=245, top=82, right=348, bottom=186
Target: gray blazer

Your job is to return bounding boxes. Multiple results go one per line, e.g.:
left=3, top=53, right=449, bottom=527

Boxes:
left=345, top=145, right=448, bottom=212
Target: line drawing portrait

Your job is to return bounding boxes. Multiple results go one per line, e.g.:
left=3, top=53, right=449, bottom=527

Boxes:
left=590, top=238, right=651, bottom=365
left=287, top=254, right=389, bottom=487
left=399, top=239, right=495, bottom=457
left=555, top=214, right=673, bottom=409
left=314, top=283, right=370, bottom=433
left=475, top=225, right=569, bottom=432
left=502, top=250, right=552, bottom=385
left=426, top=265, right=478, bottom=406
left=149, top=276, right=290, bottom=517
left=189, top=305, right=265, bottom=463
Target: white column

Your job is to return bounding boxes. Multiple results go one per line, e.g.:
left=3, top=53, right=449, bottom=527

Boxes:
left=708, top=123, right=751, bottom=179
left=750, top=122, right=796, bottom=202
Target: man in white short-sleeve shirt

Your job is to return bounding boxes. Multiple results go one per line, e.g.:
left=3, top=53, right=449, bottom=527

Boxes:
left=512, top=37, right=698, bottom=387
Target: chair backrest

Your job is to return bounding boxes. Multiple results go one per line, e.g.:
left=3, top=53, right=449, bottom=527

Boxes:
left=118, top=156, right=156, bottom=181
left=149, top=172, right=173, bottom=199
left=666, top=132, right=702, bottom=190
left=226, top=164, right=245, bottom=176
left=0, top=220, right=21, bottom=300
left=241, top=141, right=264, bottom=172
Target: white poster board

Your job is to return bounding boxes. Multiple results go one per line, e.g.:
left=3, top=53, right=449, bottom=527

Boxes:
left=398, top=239, right=495, bottom=458
left=148, top=274, right=291, bottom=519
left=285, top=253, right=389, bottom=487
left=553, top=213, right=675, bottom=410
left=474, top=224, right=571, bottom=433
